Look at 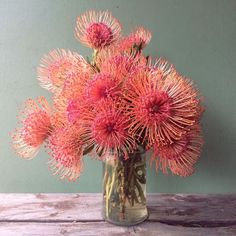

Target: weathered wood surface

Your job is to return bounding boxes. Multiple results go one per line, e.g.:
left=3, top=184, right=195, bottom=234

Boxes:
left=0, top=222, right=236, bottom=236
left=0, top=194, right=235, bottom=235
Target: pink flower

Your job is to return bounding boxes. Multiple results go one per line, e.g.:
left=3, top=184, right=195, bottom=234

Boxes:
left=125, top=69, right=202, bottom=148
left=61, top=68, right=92, bottom=100
left=100, top=54, right=138, bottom=79
left=152, top=124, right=203, bottom=177
left=86, top=73, right=122, bottom=104
left=47, top=125, right=84, bottom=181
left=51, top=68, right=93, bottom=126
left=134, top=91, right=172, bottom=125
left=150, top=58, right=175, bottom=78
left=83, top=101, right=136, bottom=160
left=75, top=10, right=121, bottom=49
left=11, top=97, right=52, bottom=159
left=37, top=49, right=88, bottom=93
left=66, top=99, right=81, bottom=124
left=134, top=27, right=152, bottom=46
left=120, top=26, right=152, bottom=52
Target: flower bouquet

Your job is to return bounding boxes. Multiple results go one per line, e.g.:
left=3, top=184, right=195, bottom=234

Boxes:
left=11, top=10, right=204, bottom=225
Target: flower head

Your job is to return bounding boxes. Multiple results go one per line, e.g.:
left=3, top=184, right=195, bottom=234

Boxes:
left=125, top=70, right=202, bottom=148
left=134, top=27, right=152, bottom=46
left=61, top=68, right=92, bottom=100
left=86, top=73, right=122, bottom=104
left=47, top=125, right=84, bottom=181
left=150, top=58, right=175, bottom=78
left=152, top=124, right=203, bottom=177
left=120, top=26, right=152, bottom=52
left=75, top=10, right=121, bottom=49
left=51, top=67, right=93, bottom=126
left=100, top=54, right=139, bottom=79
left=11, top=97, right=52, bottom=159
left=37, top=49, right=88, bottom=93
left=135, top=91, right=172, bottom=125
left=66, top=99, right=81, bottom=124
left=83, top=101, right=136, bottom=159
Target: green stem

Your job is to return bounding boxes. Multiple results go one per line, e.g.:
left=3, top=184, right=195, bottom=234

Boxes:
left=103, top=151, right=146, bottom=221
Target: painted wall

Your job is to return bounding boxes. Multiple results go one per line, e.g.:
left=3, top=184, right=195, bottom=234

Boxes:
left=0, top=0, right=235, bottom=193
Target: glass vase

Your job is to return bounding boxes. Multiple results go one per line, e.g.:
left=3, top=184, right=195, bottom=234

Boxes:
left=102, top=149, right=148, bottom=226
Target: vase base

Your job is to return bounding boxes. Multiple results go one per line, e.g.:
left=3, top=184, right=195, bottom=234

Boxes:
left=103, top=211, right=149, bottom=226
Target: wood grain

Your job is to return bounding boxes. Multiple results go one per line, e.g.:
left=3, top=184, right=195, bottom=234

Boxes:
left=0, top=194, right=235, bottom=235
left=0, top=222, right=236, bottom=236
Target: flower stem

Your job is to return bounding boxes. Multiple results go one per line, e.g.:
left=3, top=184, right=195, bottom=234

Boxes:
left=103, top=151, right=146, bottom=222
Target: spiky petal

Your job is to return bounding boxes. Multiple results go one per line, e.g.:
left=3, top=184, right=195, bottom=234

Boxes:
left=37, top=49, right=88, bottom=93
left=152, top=124, right=203, bottom=177
left=66, top=99, right=82, bottom=124
left=83, top=101, right=136, bottom=160
left=125, top=70, right=202, bottom=148
left=75, top=10, right=121, bottom=49
left=120, top=26, right=152, bottom=52
left=100, top=54, right=139, bottom=79
left=52, top=67, right=93, bottom=125
left=11, top=97, right=52, bottom=159
left=85, top=73, right=123, bottom=104
left=150, top=58, right=175, bottom=78
left=47, top=125, right=84, bottom=181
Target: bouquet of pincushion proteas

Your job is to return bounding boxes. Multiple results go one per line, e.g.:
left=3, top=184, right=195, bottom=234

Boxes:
left=11, top=11, right=204, bottom=183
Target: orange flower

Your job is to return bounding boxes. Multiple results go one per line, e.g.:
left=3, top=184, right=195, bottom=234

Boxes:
left=125, top=69, right=202, bottom=148
left=66, top=99, right=82, bottom=124
left=11, top=97, right=52, bottom=159
left=152, top=124, right=203, bottom=177
left=37, top=49, right=88, bottom=93
left=85, top=73, right=123, bottom=104
left=51, top=67, right=93, bottom=125
left=75, top=10, right=121, bottom=49
left=82, top=101, right=136, bottom=160
left=97, top=48, right=146, bottom=87
left=150, top=58, right=175, bottom=78
left=47, top=125, right=84, bottom=181
left=100, top=54, right=140, bottom=79
left=120, top=26, right=152, bottom=52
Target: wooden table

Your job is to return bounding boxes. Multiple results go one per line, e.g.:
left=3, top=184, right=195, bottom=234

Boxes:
left=0, top=194, right=235, bottom=235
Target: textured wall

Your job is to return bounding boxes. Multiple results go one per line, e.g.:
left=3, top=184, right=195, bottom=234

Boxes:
left=0, top=0, right=235, bottom=193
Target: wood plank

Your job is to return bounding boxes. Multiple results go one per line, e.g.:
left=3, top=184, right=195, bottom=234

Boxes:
left=0, top=194, right=235, bottom=227
left=0, top=222, right=236, bottom=236
left=148, top=194, right=236, bottom=227
left=0, top=193, right=101, bottom=221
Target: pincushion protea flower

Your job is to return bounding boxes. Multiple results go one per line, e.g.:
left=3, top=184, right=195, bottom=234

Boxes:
left=66, top=99, right=82, bottom=124
left=120, top=26, right=152, bottom=52
left=85, top=72, right=123, bottom=104
left=11, top=97, right=52, bottom=159
left=37, top=49, right=89, bottom=93
left=51, top=64, right=94, bottom=125
left=125, top=69, right=201, bottom=148
left=11, top=10, right=204, bottom=184
left=82, top=101, right=136, bottom=160
left=75, top=10, right=121, bottom=49
left=99, top=53, right=139, bottom=79
left=151, top=58, right=175, bottom=78
left=47, top=125, right=84, bottom=181
left=152, top=124, right=203, bottom=177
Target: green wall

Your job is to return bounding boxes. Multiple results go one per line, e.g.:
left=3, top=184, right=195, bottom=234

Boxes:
left=0, top=0, right=236, bottom=193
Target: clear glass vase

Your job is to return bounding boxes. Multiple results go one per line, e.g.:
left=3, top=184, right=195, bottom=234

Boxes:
left=102, top=149, right=148, bottom=226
